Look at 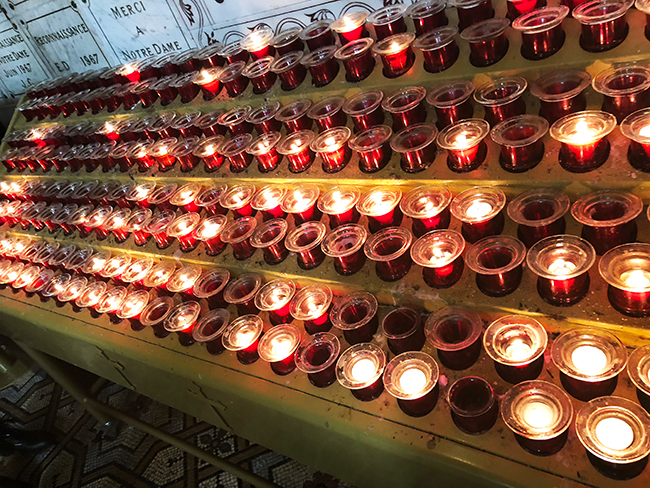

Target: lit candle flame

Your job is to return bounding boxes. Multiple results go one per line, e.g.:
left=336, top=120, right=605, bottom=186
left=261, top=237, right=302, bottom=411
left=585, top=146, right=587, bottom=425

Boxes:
left=398, top=367, right=427, bottom=394
left=571, top=345, right=607, bottom=375
left=465, top=200, right=492, bottom=219
left=639, top=124, right=650, bottom=138
left=548, top=258, right=576, bottom=277
left=522, top=402, right=555, bottom=429
left=595, top=417, right=635, bottom=451
left=429, top=246, right=451, bottom=266
left=569, top=119, right=597, bottom=145
left=235, top=329, right=256, bottom=347
left=621, top=269, right=650, bottom=290
left=350, top=358, right=376, bottom=382
left=271, top=337, right=293, bottom=359
left=504, top=339, right=531, bottom=361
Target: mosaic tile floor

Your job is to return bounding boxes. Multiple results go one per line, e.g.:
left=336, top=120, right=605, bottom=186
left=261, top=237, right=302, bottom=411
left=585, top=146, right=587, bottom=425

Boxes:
left=0, top=367, right=351, bottom=488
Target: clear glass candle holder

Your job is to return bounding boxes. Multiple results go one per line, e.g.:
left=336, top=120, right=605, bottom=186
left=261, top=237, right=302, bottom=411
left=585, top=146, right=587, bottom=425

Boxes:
left=507, top=188, right=570, bottom=246
left=367, top=5, right=407, bottom=40
left=246, top=101, right=282, bottom=134
left=348, top=125, right=393, bottom=173
left=218, top=61, right=249, bottom=97
left=466, top=235, right=526, bottom=297
left=460, top=18, right=510, bottom=67
left=527, top=235, right=596, bottom=306
left=242, top=56, right=277, bottom=95
left=322, top=224, right=368, bottom=276
left=356, top=187, right=403, bottom=233
left=621, top=108, right=650, bottom=172
left=193, top=215, right=228, bottom=256
left=317, top=186, right=361, bottom=228
left=484, top=315, right=548, bottom=383
left=247, top=132, right=282, bottom=173
left=195, top=111, right=226, bottom=137
left=364, top=226, right=413, bottom=282
left=551, top=328, right=627, bottom=401
left=343, top=90, right=385, bottom=133
left=277, top=130, right=316, bottom=173
left=628, top=346, right=650, bottom=412
left=448, top=376, right=499, bottom=434
left=273, top=27, right=304, bottom=55
left=381, top=308, right=426, bottom=355
left=192, top=308, right=230, bottom=355
left=301, top=46, right=340, bottom=88
left=592, top=65, right=650, bottom=123
left=383, top=351, right=439, bottom=417
left=307, top=96, right=347, bottom=132
left=407, top=0, right=448, bottom=36
left=290, top=285, right=333, bottom=335
left=437, top=119, right=490, bottom=172
left=270, top=52, right=307, bottom=91
left=286, top=221, right=328, bottom=271
left=573, top=0, right=633, bottom=52
left=334, top=38, right=375, bottom=83
left=240, top=25, right=275, bottom=60
left=295, top=332, right=341, bottom=388
left=501, top=380, right=573, bottom=456
left=254, top=278, right=296, bottom=325
left=331, top=292, right=379, bottom=345
left=382, top=86, right=427, bottom=132
left=218, top=106, right=253, bottom=136
left=425, top=306, right=482, bottom=370
left=275, top=99, right=313, bottom=133
left=311, top=127, right=353, bottom=173
left=400, top=186, right=452, bottom=238
left=221, top=217, right=258, bottom=260
left=575, top=396, right=650, bottom=480
left=281, top=184, right=321, bottom=225
left=411, top=229, right=466, bottom=288
left=121, top=257, right=154, bottom=288
left=250, top=219, right=289, bottom=265
left=220, top=183, right=256, bottom=219
left=223, top=272, right=262, bottom=316
left=372, top=33, right=416, bottom=79
left=571, top=190, right=642, bottom=254
left=336, top=343, right=386, bottom=402
left=426, top=80, right=474, bottom=130
left=512, top=6, right=569, bottom=60
left=251, top=185, right=287, bottom=222
left=331, top=11, right=369, bottom=43
left=300, top=20, right=335, bottom=51
left=413, top=27, right=460, bottom=74
left=474, top=77, right=527, bottom=126
left=194, top=184, right=228, bottom=217
left=257, top=324, right=301, bottom=376
left=448, top=0, right=495, bottom=30
left=450, top=187, right=506, bottom=243
left=390, top=124, right=438, bottom=173
left=531, top=70, right=591, bottom=124
left=490, top=115, right=549, bottom=172
left=166, top=265, right=202, bottom=299
left=599, top=243, right=650, bottom=317
left=222, top=314, right=264, bottom=365
left=192, top=268, right=230, bottom=310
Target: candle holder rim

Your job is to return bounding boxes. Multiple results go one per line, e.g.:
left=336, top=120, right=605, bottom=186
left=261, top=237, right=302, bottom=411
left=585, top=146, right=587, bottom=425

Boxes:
left=506, top=188, right=570, bottom=227
left=336, top=342, right=386, bottom=389
left=242, top=56, right=275, bottom=79
left=169, top=71, right=201, bottom=88
left=272, top=27, right=303, bottom=48
left=356, top=187, right=402, bottom=216
left=424, top=305, right=482, bottom=351
left=621, top=108, right=650, bottom=144
left=570, top=190, right=642, bottom=227
left=551, top=328, right=627, bottom=382
left=116, top=289, right=150, bottom=319
left=598, top=242, right=650, bottom=291
left=195, top=111, right=223, bottom=129
left=627, top=345, right=650, bottom=396
left=258, top=324, right=302, bottom=362
left=277, top=130, right=316, bottom=155
left=592, top=65, right=650, bottom=97
left=460, top=17, right=510, bottom=42
left=512, top=5, right=570, bottom=33
left=575, top=396, right=650, bottom=464
left=195, top=184, right=228, bottom=207
left=95, top=286, right=127, bottom=313
left=163, top=301, right=201, bottom=332
left=221, top=216, right=258, bottom=244
left=121, top=257, right=155, bottom=283
left=251, top=185, right=289, bottom=211
left=167, top=212, right=201, bottom=238
left=372, top=32, right=416, bottom=55
left=334, top=37, right=375, bottom=60
left=192, top=308, right=231, bottom=342
left=275, top=99, right=312, bottom=122
left=285, top=221, right=328, bottom=253
left=99, top=255, right=132, bottom=279
left=300, top=45, right=338, bottom=68
left=411, top=229, right=466, bottom=268
left=450, top=186, right=506, bottom=223
left=307, top=96, right=346, bottom=120
left=483, top=315, right=548, bottom=366
left=381, top=307, right=421, bottom=340
left=382, top=86, right=427, bottom=114
left=466, top=235, right=527, bottom=275
left=250, top=218, right=289, bottom=249
left=85, top=205, right=113, bottom=228
left=25, top=268, right=55, bottom=294
left=193, top=267, right=231, bottom=298
left=281, top=184, right=320, bottom=212
left=474, top=78, right=528, bottom=106
left=501, top=380, right=573, bottom=440
left=222, top=314, right=264, bottom=351
left=550, top=110, right=617, bottom=145
left=126, top=181, right=157, bottom=201
left=79, top=250, right=110, bottom=275
left=194, top=67, right=223, bottom=86
left=437, top=118, right=490, bottom=150
left=217, top=60, right=247, bottom=83
left=218, top=40, right=243, bottom=57
left=390, top=123, right=438, bottom=153
left=490, top=114, right=549, bottom=148
left=400, top=186, right=453, bottom=219
left=65, top=247, right=95, bottom=271
left=169, top=183, right=203, bottom=207
left=299, top=19, right=334, bottom=40
left=142, top=210, right=176, bottom=234
left=146, top=138, right=178, bottom=158
left=139, top=296, right=175, bottom=326
left=331, top=11, right=369, bottom=32
left=364, top=226, right=413, bottom=262
left=72, top=280, right=104, bottom=307
left=41, top=271, right=72, bottom=297
left=636, top=0, right=650, bottom=13
left=448, top=0, right=489, bottom=6
left=270, top=50, right=305, bottom=74
left=245, top=100, right=281, bottom=124
left=220, top=183, right=256, bottom=209
left=330, top=291, right=378, bottom=331
left=169, top=137, right=200, bottom=158
left=367, top=4, right=407, bottom=25
left=527, top=234, right=596, bottom=280
left=148, top=184, right=178, bottom=205
left=218, top=106, right=252, bottom=126
left=348, top=125, right=393, bottom=152
left=167, top=265, right=202, bottom=293
left=193, top=214, right=228, bottom=241
left=223, top=272, right=262, bottom=305
left=12, top=265, right=41, bottom=289
left=447, top=376, right=495, bottom=417
left=383, top=351, right=439, bottom=400
left=311, top=126, right=352, bottom=153
left=413, top=26, right=459, bottom=50
left=49, top=244, right=78, bottom=267
left=290, top=284, right=333, bottom=321
left=573, top=0, right=635, bottom=24
left=406, top=0, right=446, bottom=18
left=342, top=90, right=384, bottom=116
left=142, top=261, right=177, bottom=288
left=295, top=332, right=340, bottom=373
left=254, top=278, right=296, bottom=311
left=239, top=25, right=274, bottom=52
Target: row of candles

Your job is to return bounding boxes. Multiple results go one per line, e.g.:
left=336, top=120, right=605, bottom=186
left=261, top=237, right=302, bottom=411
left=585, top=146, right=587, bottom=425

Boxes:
left=0, top=242, right=648, bottom=479
left=3, top=177, right=650, bottom=317
left=10, top=64, right=650, bottom=176
left=18, top=0, right=650, bottom=120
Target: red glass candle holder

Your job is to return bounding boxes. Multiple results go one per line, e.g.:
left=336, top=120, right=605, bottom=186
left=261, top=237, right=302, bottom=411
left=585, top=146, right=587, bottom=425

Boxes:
left=290, top=284, right=333, bottom=335
left=223, top=272, right=262, bottom=316
left=141, top=261, right=176, bottom=293
left=621, top=108, right=650, bottom=172
left=219, top=41, right=249, bottom=65
left=167, top=265, right=202, bottom=298
left=507, top=188, right=570, bottom=247
left=411, top=230, right=466, bottom=288
left=490, top=115, right=549, bottom=172
left=221, top=217, right=258, bottom=260
left=331, top=11, right=368, bottom=44
left=425, top=306, right=482, bottom=370
left=300, top=20, right=335, bottom=50
left=254, top=279, right=295, bottom=325
left=449, top=377, right=499, bottom=434
left=295, top=333, right=341, bottom=388
left=383, top=351, right=440, bottom=417
left=272, top=27, right=304, bottom=55
left=286, top=222, right=328, bottom=271
left=131, top=79, right=158, bottom=108
left=195, top=184, right=228, bottom=216
left=195, top=111, right=225, bottom=137
left=275, top=99, right=313, bottom=132
left=331, top=292, right=379, bottom=346
left=220, top=183, right=256, bottom=218
left=191, top=309, right=230, bottom=355
left=322, top=224, right=368, bottom=276
left=116, top=289, right=151, bottom=328
left=121, top=257, right=154, bottom=288
left=221, top=134, right=254, bottom=173
left=466, top=235, right=526, bottom=297
left=426, top=80, right=474, bottom=130
left=400, top=186, right=452, bottom=238
left=599, top=243, right=650, bottom=316
left=382, top=308, right=426, bottom=355
left=100, top=254, right=133, bottom=282
left=250, top=219, right=289, bottom=265
left=246, top=132, right=282, bottom=173
left=277, top=130, right=316, bottom=173
left=143, top=210, right=177, bottom=249
left=592, top=66, right=650, bottom=123
left=311, top=127, right=352, bottom=173
left=147, top=183, right=178, bottom=211
left=356, top=187, right=403, bottom=233
left=383, top=86, right=427, bottom=133
left=571, top=190, right=641, bottom=254
left=367, top=5, right=407, bottom=40
left=449, top=0, right=495, bottom=30
left=240, top=26, right=275, bottom=60
left=193, top=136, right=225, bottom=172
left=162, top=301, right=200, bottom=346
left=474, top=77, right=527, bottom=126
left=147, top=138, right=178, bottom=172
left=72, top=280, right=107, bottom=312
left=628, top=346, right=650, bottom=412
left=135, top=295, right=173, bottom=337
left=507, top=0, right=546, bottom=19
left=531, top=70, right=591, bottom=124
left=194, top=68, right=222, bottom=100
left=638, top=0, right=650, bottom=41
left=218, top=106, right=253, bottom=136
left=251, top=185, right=287, bottom=221
left=246, top=101, right=282, bottom=134
left=364, top=227, right=413, bottom=282
left=391, top=124, right=438, bottom=173
left=334, top=38, right=375, bottom=83
left=301, top=46, right=340, bottom=87
left=151, top=75, right=180, bottom=106
left=193, top=268, right=230, bottom=309
left=349, top=125, right=393, bottom=173
left=437, top=119, right=490, bottom=173
left=317, top=186, right=361, bottom=228
left=372, top=33, right=416, bottom=78
left=573, top=0, right=633, bottom=52
left=86, top=206, right=113, bottom=239
left=95, top=286, right=129, bottom=319
left=551, top=328, right=627, bottom=401
left=194, top=43, right=225, bottom=70
left=270, top=51, right=307, bottom=91
left=513, top=6, right=569, bottom=60
left=169, top=138, right=200, bottom=172
left=242, top=56, right=277, bottom=94
left=527, top=235, right=596, bottom=306
left=169, top=183, right=202, bottom=213
left=414, top=27, right=460, bottom=74
left=308, top=96, right=347, bottom=131
left=193, top=215, right=228, bottom=256
left=218, top=61, right=249, bottom=97
left=167, top=213, right=201, bottom=252
left=145, top=111, right=179, bottom=139
left=171, top=111, right=202, bottom=138
left=258, top=325, right=301, bottom=376
left=170, top=72, right=201, bottom=103
left=103, top=208, right=132, bottom=243
left=336, top=343, right=386, bottom=402
left=407, top=0, right=448, bottom=36
left=343, top=90, right=384, bottom=132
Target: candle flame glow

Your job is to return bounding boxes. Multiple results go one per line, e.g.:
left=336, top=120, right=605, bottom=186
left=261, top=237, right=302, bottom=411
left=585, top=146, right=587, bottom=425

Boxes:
left=568, top=119, right=597, bottom=146
left=504, top=339, right=532, bottom=361
left=465, top=200, right=493, bottom=219
left=621, top=269, right=650, bottom=290
left=548, top=258, right=576, bottom=277
left=398, top=367, right=427, bottom=394
left=640, top=124, right=650, bottom=138
left=350, top=358, right=376, bottom=382
left=234, top=329, right=256, bottom=347
left=522, top=402, right=555, bottom=429
left=595, top=417, right=634, bottom=451
left=270, top=337, right=293, bottom=359
left=571, top=345, right=607, bottom=376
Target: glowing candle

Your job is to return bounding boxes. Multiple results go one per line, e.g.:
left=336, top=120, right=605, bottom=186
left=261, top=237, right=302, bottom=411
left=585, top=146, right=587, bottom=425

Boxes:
left=336, top=343, right=386, bottom=401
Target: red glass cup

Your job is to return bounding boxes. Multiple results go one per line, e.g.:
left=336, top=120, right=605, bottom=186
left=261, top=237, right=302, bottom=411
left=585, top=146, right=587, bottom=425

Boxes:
left=628, top=346, right=650, bottom=413
left=222, top=315, right=264, bottom=365
left=592, top=66, right=650, bottom=123
left=372, top=33, right=416, bottom=79
left=295, top=333, right=341, bottom=388
left=383, top=352, right=440, bottom=417
left=474, top=77, right=527, bottom=126
left=382, top=308, right=426, bottom=355
left=507, top=188, right=570, bottom=247
left=311, top=127, right=352, bottom=173
left=621, top=108, right=650, bottom=172
left=167, top=213, right=201, bottom=252
left=400, top=186, right=452, bottom=238
left=218, top=61, right=249, bottom=97
left=426, top=80, right=475, bottom=130
left=317, top=186, right=361, bottom=228
left=308, top=96, right=347, bottom=131
left=364, top=226, right=413, bottom=282
left=391, top=124, right=438, bottom=173
left=196, top=111, right=226, bottom=137
left=530, top=70, right=591, bottom=124
left=301, top=46, right=340, bottom=87
left=194, top=44, right=225, bottom=69
left=250, top=219, right=289, bottom=265
left=246, top=101, right=282, bottom=134
left=573, top=0, right=633, bottom=52
left=258, top=325, right=301, bottom=376
left=192, top=268, right=230, bottom=310
left=272, top=27, right=304, bottom=55
left=195, top=184, right=228, bottom=216
left=331, top=11, right=369, bottom=43
left=638, top=0, right=650, bottom=41
left=240, top=26, right=275, bottom=60
left=193, top=136, right=225, bottom=172
left=223, top=273, right=262, bottom=315
left=407, top=0, right=448, bottom=35
left=449, top=0, right=495, bottom=30
left=194, top=68, right=222, bottom=100
left=466, top=235, right=527, bottom=297
left=193, top=215, right=228, bottom=256
left=512, top=6, right=569, bottom=60
left=218, top=106, right=253, bottom=136
left=411, top=230, right=466, bottom=288
left=425, top=306, right=483, bottom=370
left=285, top=221, right=328, bottom=271
left=448, top=377, right=499, bottom=434
left=146, top=138, right=178, bottom=172
left=254, top=279, right=296, bottom=326
left=220, top=183, right=256, bottom=219
left=192, top=309, right=230, bottom=355
left=382, top=86, right=427, bottom=132
left=221, top=134, right=254, bottom=173
left=242, top=56, right=277, bottom=94
left=321, top=224, right=368, bottom=276
left=170, top=72, right=200, bottom=103
left=367, top=5, right=408, bottom=40
left=143, top=210, right=177, bottom=249
left=349, top=125, right=393, bottom=173
left=331, top=292, right=379, bottom=345
left=221, top=217, right=258, bottom=260
left=247, top=132, right=282, bottom=173
left=343, top=90, right=385, bottom=132
left=219, top=41, right=249, bottom=65
left=270, top=52, right=307, bottom=91
left=336, top=343, right=386, bottom=402
left=335, top=38, right=375, bottom=83
left=170, top=137, right=200, bottom=172
left=437, top=119, right=490, bottom=173
left=600, top=242, right=650, bottom=316
left=290, top=285, right=333, bottom=335
left=275, top=99, right=313, bottom=133
left=300, top=20, right=336, bottom=51
left=414, top=27, right=460, bottom=73
left=277, top=130, right=316, bottom=173
left=490, top=115, right=549, bottom=172
left=356, top=187, right=403, bottom=233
